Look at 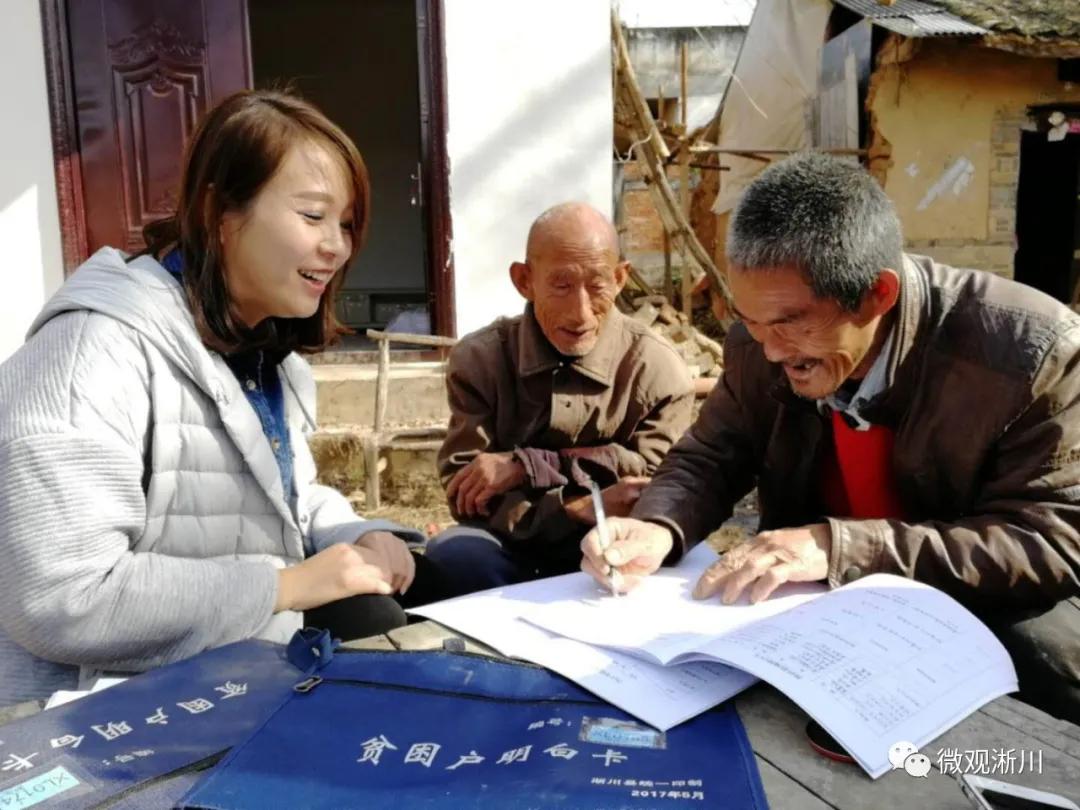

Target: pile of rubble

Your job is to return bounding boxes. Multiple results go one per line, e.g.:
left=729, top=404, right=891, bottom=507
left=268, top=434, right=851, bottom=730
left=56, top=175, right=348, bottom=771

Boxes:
left=626, top=295, right=724, bottom=379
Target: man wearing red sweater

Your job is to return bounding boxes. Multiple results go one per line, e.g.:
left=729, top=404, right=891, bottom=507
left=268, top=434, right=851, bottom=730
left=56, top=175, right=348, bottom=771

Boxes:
left=581, top=153, right=1080, bottom=722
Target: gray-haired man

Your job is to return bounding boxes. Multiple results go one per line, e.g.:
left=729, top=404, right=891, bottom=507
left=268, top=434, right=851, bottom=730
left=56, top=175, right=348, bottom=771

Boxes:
left=580, top=153, right=1080, bottom=722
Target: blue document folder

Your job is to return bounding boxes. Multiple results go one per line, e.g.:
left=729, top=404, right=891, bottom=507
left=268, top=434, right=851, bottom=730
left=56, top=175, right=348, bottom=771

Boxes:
left=0, top=640, right=302, bottom=809
left=181, top=646, right=769, bottom=810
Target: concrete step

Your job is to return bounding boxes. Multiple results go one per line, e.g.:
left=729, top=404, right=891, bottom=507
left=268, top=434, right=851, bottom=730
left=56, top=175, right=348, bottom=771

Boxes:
left=313, top=362, right=449, bottom=428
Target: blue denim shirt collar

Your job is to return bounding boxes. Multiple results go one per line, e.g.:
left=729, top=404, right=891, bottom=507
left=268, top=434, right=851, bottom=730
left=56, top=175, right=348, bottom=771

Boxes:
left=160, top=249, right=294, bottom=502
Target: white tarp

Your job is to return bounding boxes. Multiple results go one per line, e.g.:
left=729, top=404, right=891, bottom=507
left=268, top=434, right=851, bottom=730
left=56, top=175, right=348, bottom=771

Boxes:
left=711, top=0, right=832, bottom=214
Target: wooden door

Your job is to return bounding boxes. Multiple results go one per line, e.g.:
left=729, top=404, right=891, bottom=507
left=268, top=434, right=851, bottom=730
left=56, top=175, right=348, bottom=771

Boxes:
left=61, top=0, right=250, bottom=257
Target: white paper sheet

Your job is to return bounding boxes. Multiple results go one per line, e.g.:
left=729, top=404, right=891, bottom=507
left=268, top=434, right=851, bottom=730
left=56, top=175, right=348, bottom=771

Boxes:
left=688, top=577, right=1018, bottom=777
left=413, top=543, right=1016, bottom=777
left=524, top=557, right=1018, bottom=778
left=45, top=676, right=128, bottom=710
left=408, top=545, right=757, bottom=730
left=524, top=543, right=826, bottom=665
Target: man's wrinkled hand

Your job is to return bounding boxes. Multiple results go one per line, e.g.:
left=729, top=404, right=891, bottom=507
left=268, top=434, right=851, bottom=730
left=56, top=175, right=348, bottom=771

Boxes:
left=354, top=530, right=416, bottom=594
left=579, top=517, right=674, bottom=593
left=446, top=452, right=526, bottom=517
left=565, top=476, right=651, bottom=525
left=602, top=476, right=651, bottom=517
left=693, top=523, right=831, bottom=605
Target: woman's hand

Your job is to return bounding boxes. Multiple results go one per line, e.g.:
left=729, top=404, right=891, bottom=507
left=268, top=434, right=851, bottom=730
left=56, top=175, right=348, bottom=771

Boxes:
left=275, top=543, right=393, bottom=613
left=354, top=530, right=417, bottom=594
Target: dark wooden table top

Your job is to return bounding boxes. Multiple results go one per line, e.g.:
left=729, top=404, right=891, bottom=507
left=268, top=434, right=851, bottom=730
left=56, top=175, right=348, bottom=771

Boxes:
left=2, top=621, right=1077, bottom=809
left=356, top=621, right=1080, bottom=810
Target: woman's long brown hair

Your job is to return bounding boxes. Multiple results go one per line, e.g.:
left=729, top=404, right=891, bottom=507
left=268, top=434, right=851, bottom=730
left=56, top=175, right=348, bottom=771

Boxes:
left=142, top=90, right=371, bottom=354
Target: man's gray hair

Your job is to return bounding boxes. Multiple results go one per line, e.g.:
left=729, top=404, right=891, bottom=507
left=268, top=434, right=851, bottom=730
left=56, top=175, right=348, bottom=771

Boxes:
left=726, top=152, right=903, bottom=311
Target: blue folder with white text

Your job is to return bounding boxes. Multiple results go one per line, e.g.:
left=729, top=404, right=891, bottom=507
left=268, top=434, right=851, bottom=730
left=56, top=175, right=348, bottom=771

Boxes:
left=0, top=640, right=302, bottom=809
left=181, top=643, right=769, bottom=810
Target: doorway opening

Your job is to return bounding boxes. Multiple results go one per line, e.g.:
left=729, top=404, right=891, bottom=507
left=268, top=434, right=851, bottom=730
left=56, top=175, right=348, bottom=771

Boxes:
left=1014, top=108, right=1080, bottom=306
left=250, top=0, right=429, bottom=341
left=42, top=0, right=455, bottom=345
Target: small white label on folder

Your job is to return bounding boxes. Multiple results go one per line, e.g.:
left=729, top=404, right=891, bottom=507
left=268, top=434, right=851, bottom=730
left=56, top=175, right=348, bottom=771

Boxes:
left=0, top=765, right=87, bottom=808
left=580, top=717, right=666, bottom=749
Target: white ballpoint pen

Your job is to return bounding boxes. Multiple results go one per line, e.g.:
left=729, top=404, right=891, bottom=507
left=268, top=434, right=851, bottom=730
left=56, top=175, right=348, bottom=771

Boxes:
left=589, top=481, right=621, bottom=598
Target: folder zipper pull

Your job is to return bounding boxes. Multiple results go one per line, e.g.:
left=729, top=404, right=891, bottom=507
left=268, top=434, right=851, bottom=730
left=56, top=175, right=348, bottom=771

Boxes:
left=293, top=675, right=324, bottom=693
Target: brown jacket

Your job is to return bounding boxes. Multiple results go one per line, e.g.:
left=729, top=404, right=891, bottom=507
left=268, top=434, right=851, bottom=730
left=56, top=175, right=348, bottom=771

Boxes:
left=634, top=255, right=1080, bottom=608
left=440, top=305, right=694, bottom=547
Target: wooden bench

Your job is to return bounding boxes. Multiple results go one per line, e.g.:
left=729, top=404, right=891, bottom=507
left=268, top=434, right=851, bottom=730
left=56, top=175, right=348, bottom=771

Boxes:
left=362, top=329, right=456, bottom=510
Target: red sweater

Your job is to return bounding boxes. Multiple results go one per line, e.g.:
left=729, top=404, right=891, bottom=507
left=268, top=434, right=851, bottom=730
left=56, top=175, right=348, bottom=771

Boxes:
left=820, top=410, right=906, bottom=520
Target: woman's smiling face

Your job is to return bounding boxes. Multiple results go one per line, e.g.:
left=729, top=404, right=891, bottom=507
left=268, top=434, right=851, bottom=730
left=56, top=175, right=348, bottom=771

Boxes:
left=219, top=140, right=355, bottom=328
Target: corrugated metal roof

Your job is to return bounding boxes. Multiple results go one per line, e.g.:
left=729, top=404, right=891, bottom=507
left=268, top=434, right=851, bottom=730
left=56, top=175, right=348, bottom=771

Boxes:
left=833, top=0, right=989, bottom=37
left=904, top=12, right=988, bottom=35
left=835, top=0, right=945, bottom=18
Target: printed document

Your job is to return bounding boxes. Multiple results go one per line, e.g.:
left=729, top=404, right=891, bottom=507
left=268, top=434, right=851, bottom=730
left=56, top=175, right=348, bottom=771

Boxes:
left=520, top=545, right=1018, bottom=778
left=409, top=550, right=756, bottom=731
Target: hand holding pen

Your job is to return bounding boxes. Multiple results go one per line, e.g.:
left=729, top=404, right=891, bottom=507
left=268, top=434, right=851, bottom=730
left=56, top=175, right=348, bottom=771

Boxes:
left=579, top=512, right=677, bottom=596
left=589, top=481, right=621, bottom=598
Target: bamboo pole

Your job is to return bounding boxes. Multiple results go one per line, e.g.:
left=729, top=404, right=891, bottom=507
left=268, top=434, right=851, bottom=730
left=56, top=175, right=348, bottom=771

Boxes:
left=611, top=10, right=669, bottom=160
left=611, top=12, right=734, bottom=326
left=689, top=146, right=868, bottom=156
left=663, top=229, right=673, bottom=301
left=679, top=40, right=692, bottom=319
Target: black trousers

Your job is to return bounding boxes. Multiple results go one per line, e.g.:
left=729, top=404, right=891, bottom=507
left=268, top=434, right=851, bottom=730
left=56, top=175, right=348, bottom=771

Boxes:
left=303, top=552, right=450, bottom=642
left=977, top=596, right=1080, bottom=724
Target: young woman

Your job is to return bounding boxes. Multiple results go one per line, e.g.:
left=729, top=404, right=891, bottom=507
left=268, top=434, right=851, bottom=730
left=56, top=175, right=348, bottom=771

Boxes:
left=0, top=90, right=446, bottom=706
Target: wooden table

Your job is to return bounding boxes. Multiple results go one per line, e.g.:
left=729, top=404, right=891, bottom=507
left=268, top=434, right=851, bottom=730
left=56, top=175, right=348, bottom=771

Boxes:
left=344, top=620, right=1080, bottom=810
left=2, top=622, right=1077, bottom=808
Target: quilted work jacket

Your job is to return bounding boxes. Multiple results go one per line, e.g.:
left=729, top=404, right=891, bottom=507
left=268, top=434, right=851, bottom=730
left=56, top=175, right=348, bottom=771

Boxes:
left=0, top=248, right=420, bottom=705
left=635, top=254, right=1080, bottom=609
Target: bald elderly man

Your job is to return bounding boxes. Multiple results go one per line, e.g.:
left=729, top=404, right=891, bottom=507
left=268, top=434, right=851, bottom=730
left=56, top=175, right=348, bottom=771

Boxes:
left=426, top=203, right=694, bottom=595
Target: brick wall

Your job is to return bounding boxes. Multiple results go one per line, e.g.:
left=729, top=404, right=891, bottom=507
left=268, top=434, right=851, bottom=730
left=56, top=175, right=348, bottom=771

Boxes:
left=617, top=160, right=704, bottom=288
left=620, top=161, right=670, bottom=255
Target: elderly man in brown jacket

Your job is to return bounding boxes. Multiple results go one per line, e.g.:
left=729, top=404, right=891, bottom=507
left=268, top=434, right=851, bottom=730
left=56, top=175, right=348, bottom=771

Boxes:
left=426, top=202, right=694, bottom=596
left=581, top=154, right=1080, bottom=722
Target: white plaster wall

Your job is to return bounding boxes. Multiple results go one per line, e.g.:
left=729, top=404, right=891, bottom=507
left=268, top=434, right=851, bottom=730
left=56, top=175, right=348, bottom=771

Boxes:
left=444, top=0, right=613, bottom=338
left=0, top=0, right=64, bottom=362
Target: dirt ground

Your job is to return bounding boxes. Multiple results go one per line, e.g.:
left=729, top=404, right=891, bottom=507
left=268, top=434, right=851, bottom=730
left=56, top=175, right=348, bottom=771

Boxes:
left=348, top=489, right=453, bottom=537
left=350, top=487, right=760, bottom=554
left=347, top=395, right=761, bottom=553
